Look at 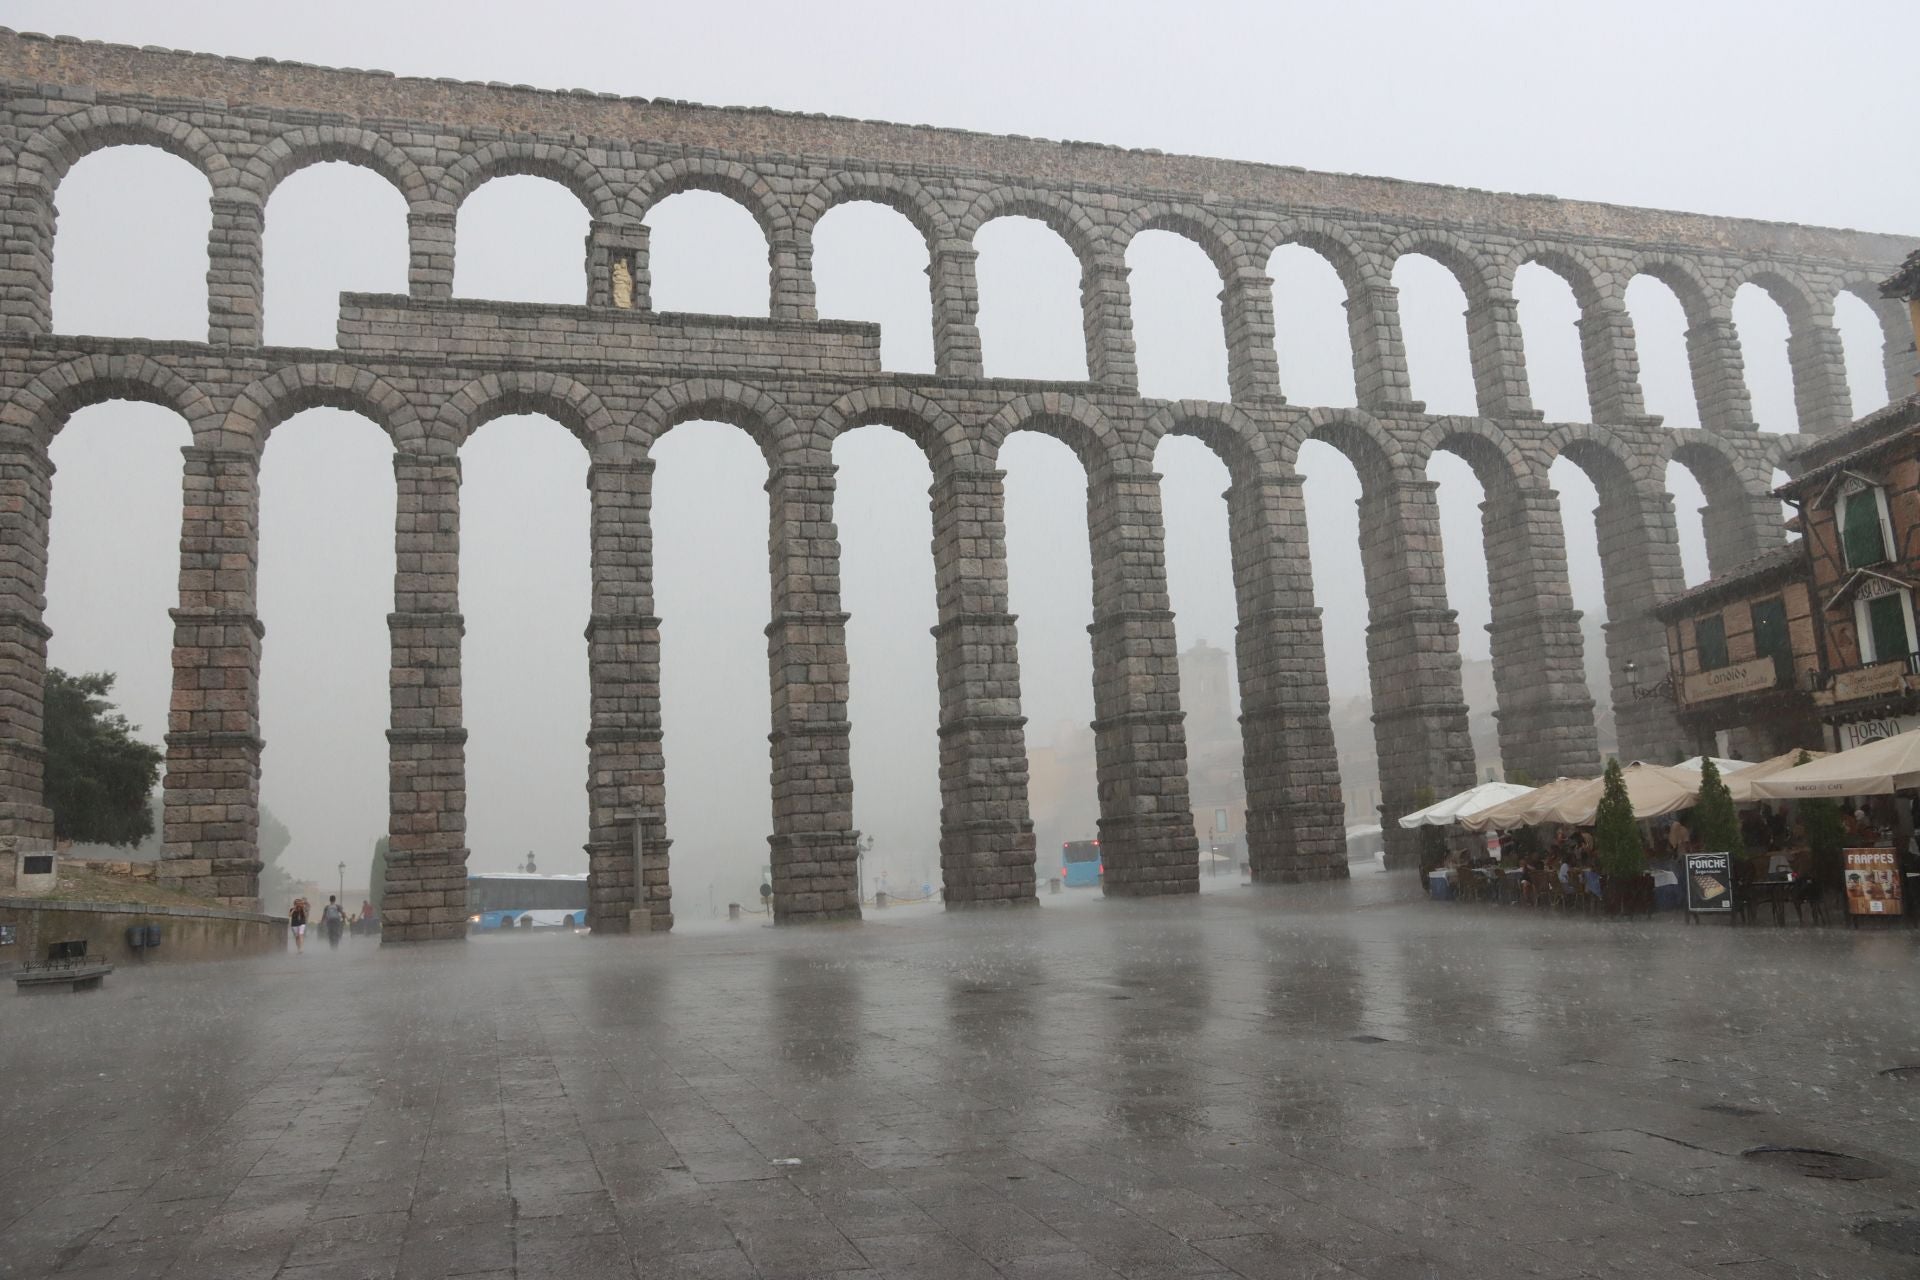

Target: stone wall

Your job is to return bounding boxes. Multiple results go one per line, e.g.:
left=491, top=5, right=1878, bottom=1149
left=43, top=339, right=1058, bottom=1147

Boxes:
left=0, top=30, right=1910, bottom=930
left=0, top=895, right=286, bottom=970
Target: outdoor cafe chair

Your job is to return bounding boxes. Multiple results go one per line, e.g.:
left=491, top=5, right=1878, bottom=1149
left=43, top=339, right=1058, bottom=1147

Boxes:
left=1789, top=879, right=1826, bottom=926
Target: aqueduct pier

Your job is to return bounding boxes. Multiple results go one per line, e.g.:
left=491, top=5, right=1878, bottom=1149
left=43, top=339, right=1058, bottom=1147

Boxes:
left=0, top=30, right=1911, bottom=939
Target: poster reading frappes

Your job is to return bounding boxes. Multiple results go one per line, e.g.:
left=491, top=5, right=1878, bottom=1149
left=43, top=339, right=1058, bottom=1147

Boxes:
left=1843, top=848, right=1903, bottom=916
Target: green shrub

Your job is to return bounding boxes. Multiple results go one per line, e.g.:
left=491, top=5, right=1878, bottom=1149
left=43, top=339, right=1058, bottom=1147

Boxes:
left=1692, top=757, right=1746, bottom=859
left=1594, top=759, right=1645, bottom=879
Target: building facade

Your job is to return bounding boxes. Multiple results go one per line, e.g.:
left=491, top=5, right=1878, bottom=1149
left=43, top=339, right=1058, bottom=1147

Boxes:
left=1655, top=544, right=1823, bottom=759
left=1781, top=394, right=1920, bottom=748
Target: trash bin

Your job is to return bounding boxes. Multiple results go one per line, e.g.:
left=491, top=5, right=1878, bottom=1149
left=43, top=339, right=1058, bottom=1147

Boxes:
left=727, top=902, right=741, bottom=921
left=874, top=891, right=890, bottom=909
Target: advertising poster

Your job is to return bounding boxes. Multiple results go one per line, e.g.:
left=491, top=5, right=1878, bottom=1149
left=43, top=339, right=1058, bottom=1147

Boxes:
left=1843, top=848, right=1903, bottom=916
left=1685, top=852, right=1733, bottom=913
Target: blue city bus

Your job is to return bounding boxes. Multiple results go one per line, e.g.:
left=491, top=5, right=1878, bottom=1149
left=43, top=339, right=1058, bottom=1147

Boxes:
left=1061, top=840, right=1102, bottom=888
left=467, top=873, right=590, bottom=931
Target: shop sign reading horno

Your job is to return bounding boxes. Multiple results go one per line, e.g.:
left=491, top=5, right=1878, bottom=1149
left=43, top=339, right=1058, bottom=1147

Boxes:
left=1681, top=658, right=1777, bottom=704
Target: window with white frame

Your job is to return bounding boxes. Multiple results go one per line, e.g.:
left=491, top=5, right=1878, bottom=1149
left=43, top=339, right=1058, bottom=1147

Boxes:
left=1854, top=579, right=1917, bottom=664
left=1838, top=479, right=1894, bottom=570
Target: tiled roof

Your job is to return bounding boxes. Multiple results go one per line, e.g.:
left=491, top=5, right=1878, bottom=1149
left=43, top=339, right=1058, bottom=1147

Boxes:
left=1652, top=542, right=1806, bottom=619
left=1778, top=394, right=1920, bottom=491
left=1882, top=249, right=1920, bottom=301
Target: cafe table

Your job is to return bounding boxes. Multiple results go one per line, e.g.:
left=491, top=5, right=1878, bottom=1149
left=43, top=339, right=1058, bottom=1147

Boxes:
left=1741, top=877, right=1792, bottom=926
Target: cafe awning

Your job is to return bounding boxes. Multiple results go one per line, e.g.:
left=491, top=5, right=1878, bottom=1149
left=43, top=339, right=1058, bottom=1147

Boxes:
left=1458, top=776, right=1588, bottom=832
left=1746, top=729, right=1920, bottom=799
left=1520, top=763, right=1702, bottom=827
left=1723, top=749, right=1828, bottom=803
left=1459, top=765, right=1704, bottom=831
left=1396, top=781, right=1533, bottom=829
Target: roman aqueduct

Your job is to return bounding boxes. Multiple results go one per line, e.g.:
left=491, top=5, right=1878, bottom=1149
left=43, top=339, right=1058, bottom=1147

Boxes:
left=0, top=30, right=1911, bottom=938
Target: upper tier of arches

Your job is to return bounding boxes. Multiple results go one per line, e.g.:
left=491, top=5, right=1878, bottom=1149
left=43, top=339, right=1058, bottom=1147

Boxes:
left=6, top=97, right=1911, bottom=437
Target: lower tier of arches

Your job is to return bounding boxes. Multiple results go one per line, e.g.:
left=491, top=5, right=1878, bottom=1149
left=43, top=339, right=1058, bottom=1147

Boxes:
left=0, top=333, right=1799, bottom=935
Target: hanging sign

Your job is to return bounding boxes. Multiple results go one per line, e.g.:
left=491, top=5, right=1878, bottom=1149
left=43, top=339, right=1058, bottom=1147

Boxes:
left=1685, top=852, right=1733, bottom=913
left=1832, top=663, right=1906, bottom=703
left=1843, top=848, right=1903, bottom=916
left=1680, top=658, right=1777, bottom=704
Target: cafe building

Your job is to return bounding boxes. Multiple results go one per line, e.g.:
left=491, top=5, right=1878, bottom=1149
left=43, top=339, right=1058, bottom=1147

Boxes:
left=1778, top=392, right=1920, bottom=750
left=1654, top=543, right=1823, bottom=759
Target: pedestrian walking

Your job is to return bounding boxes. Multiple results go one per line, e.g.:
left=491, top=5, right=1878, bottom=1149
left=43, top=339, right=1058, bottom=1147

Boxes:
left=321, top=895, right=346, bottom=950
left=289, top=896, right=310, bottom=954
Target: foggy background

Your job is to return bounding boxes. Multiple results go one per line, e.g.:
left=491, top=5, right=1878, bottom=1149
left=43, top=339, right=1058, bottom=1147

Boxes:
left=13, top=0, right=1915, bottom=911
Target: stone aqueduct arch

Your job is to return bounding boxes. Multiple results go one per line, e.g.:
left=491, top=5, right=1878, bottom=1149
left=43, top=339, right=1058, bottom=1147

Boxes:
left=0, top=31, right=1911, bottom=939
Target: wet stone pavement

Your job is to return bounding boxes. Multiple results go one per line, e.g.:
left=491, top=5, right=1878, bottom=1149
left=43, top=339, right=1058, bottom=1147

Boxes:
left=3, top=876, right=1919, bottom=1279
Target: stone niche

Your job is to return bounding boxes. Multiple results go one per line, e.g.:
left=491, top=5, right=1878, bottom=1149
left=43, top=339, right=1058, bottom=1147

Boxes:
left=0, top=839, right=58, bottom=896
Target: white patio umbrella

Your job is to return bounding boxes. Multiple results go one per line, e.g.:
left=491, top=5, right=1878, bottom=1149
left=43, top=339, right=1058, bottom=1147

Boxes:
left=1397, top=780, right=1533, bottom=829
left=1673, top=755, right=1752, bottom=775
left=1746, top=729, right=1920, bottom=799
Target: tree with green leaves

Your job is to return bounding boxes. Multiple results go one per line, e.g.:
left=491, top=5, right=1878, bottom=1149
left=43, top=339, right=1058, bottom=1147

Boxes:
left=369, top=835, right=389, bottom=912
left=1593, top=758, right=1645, bottom=879
left=255, top=806, right=298, bottom=906
left=1692, top=757, right=1745, bottom=859
left=43, top=669, right=163, bottom=847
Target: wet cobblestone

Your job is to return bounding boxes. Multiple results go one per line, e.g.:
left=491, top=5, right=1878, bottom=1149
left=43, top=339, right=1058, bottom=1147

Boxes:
left=2, top=878, right=1917, bottom=1278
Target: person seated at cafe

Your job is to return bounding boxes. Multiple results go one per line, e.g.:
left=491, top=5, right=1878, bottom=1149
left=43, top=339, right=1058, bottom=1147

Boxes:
left=1666, top=814, right=1692, bottom=857
left=1739, top=807, right=1769, bottom=852
left=1765, top=804, right=1790, bottom=851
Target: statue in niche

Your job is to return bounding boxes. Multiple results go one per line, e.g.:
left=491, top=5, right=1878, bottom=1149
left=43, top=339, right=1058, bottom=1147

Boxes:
left=611, top=255, right=634, bottom=309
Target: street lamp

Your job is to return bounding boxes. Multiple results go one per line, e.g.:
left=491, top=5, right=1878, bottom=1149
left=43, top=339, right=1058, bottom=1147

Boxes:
left=1623, top=658, right=1675, bottom=702
left=336, top=860, right=344, bottom=901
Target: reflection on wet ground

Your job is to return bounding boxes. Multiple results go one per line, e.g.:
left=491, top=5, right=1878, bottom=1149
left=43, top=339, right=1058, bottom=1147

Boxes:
left=2, top=874, right=1918, bottom=1277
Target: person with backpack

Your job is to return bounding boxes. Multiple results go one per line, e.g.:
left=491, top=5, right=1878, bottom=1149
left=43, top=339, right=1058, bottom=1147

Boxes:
left=320, top=895, right=347, bottom=951
left=289, top=897, right=310, bottom=954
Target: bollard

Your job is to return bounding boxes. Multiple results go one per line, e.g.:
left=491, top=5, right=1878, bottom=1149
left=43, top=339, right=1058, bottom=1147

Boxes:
left=728, top=902, right=741, bottom=921
left=1048, top=877, right=1061, bottom=894
left=875, top=891, right=889, bottom=909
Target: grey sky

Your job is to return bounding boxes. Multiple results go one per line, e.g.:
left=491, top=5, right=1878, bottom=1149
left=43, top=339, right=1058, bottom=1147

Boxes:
left=13, top=0, right=1916, bottom=904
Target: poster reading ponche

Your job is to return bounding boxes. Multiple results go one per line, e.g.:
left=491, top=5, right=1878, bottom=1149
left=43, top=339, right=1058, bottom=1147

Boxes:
left=1685, top=852, right=1733, bottom=913
left=1843, top=848, right=1903, bottom=916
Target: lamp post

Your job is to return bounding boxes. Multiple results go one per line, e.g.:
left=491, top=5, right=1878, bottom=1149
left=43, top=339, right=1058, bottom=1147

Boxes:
left=336, top=860, right=344, bottom=901
left=1622, top=659, right=1675, bottom=703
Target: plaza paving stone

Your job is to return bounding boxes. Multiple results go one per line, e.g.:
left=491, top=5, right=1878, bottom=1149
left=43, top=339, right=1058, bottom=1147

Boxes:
left=2, top=876, right=1918, bottom=1278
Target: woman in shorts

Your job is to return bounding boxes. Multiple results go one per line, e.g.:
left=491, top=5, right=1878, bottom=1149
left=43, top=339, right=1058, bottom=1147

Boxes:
left=289, top=896, right=309, bottom=953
